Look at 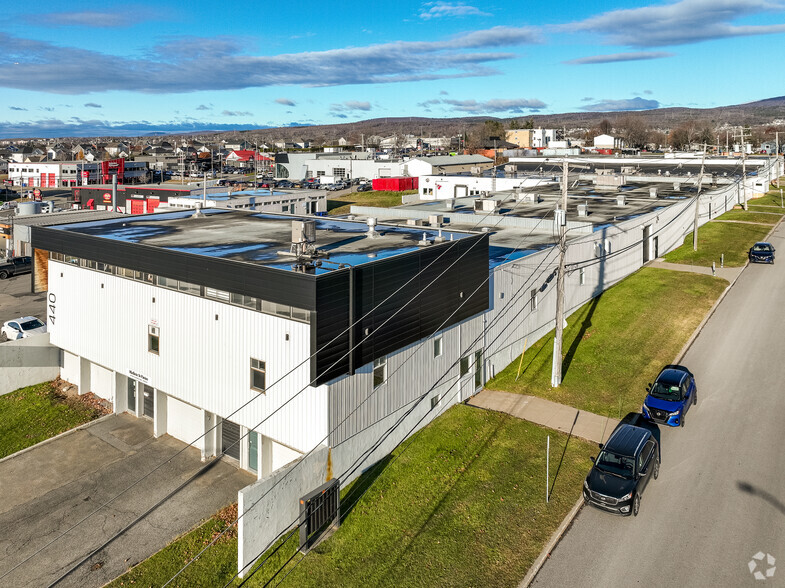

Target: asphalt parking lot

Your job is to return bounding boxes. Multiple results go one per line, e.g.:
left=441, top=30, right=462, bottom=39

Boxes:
left=0, top=273, right=45, bottom=336
left=0, top=413, right=255, bottom=587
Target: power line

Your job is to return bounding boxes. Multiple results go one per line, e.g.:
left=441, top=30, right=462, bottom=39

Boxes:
left=244, top=247, right=560, bottom=587
left=41, top=180, right=563, bottom=586
left=7, top=198, right=529, bottom=583
left=221, top=224, right=560, bottom=588
left=163, top=211, right=560, bottom=587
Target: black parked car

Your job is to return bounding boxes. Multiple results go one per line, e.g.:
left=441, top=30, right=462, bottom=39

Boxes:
left=0, top=256, right=32, bottom=279
left=749, top=242, right=775, bottom=264
left=583, top=422, right=660, bottom=516
left=356, top=183, right=372, bottom=192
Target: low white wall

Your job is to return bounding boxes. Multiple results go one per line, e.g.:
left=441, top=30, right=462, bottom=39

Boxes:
left=238, top=444, right=329, bottom=577
left=0, top=333, right=60, bottom=395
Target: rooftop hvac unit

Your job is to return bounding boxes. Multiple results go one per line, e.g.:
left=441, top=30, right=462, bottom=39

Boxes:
left=649, top=187, right=658, bottom=198
left=474, top=198, right=499, bottom=213
left=428, top=214, right=443, bottom=227
left=406, top=218, right=424, bottom=226
left=292, top=220, right=316, bottom=244
left=616, top=195, right=626, bottom=207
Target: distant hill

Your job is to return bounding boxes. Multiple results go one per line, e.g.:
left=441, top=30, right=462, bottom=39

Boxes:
left=221, top=97, right=785, bottom=144
left=5, top=98, right=784, bottom=143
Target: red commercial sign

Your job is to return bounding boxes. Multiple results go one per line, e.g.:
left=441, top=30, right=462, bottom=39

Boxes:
left=102, top=192, right=112, bottom=203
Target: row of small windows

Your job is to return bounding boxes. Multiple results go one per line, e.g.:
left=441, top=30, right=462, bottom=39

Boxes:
left=49, top=251, right=310, bottom=323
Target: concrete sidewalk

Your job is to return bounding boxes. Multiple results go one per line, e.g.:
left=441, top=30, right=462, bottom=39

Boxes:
left=648, top=259, right=743, bottom=282
left=467, top=389, right=618, bottom=445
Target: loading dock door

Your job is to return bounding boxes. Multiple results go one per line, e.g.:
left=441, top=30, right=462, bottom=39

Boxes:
left=222, top=419, right=241, bottom=461
left=129, top=199, right=145, bottom=215
left=142, top=384, right=155, bottom=418
left=455, top=185, right=468, bottom=198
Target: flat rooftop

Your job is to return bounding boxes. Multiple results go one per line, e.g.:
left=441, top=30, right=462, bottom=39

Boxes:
left=49, top=209, right=477, bottom=274
left=346, top=176, right=696, bottom=266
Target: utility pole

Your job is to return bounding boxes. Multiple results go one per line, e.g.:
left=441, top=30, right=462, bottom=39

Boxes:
left=551, top=158, right=569, bottom=388
left=693, top=145, right=706, bottom=251
left=738, top=127, right=748, bottom=209
left=776, top=131, right=780, bottom=189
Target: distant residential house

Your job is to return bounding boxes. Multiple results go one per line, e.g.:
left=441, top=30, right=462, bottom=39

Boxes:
left=593, top=134, right=621, bottom=150
left=226, top=150, right=273, bottom=169
left=105, top=142, right=129, bottom=157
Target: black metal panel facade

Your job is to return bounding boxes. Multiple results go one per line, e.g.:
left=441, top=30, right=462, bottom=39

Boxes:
left=314, top=233, right=489, bottom=386
left=31, top=225, right=317, bottom=310
left=33, top=225, right=489, bottom=388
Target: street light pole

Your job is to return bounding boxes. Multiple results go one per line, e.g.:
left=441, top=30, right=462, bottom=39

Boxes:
left=551, top=158, right=569, bottom=388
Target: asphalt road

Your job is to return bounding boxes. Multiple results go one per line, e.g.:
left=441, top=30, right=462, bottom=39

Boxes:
left=532, top=222, right=785, bottom=587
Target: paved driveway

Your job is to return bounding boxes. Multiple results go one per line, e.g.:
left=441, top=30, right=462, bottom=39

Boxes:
left=531, top=222, right=785, bottom=587
left=0, top=272, right=45, bottom=332
left=0, top=413, right=255, bottom=587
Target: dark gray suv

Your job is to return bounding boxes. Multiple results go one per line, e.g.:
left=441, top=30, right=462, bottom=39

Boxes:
left=0, top=256, right=32, bottom=279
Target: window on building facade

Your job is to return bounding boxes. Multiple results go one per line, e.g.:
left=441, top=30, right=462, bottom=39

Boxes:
left=530, top=289, right=538, bottom=311
left=148, top=325, right=160, bottom=354
left=434, top=335, right=443, bottom=358
left=250, top=358, right=266, bottom=392
left=460, top=356, right=470, bottom=377
left=373, top=356, right=387, bottom=389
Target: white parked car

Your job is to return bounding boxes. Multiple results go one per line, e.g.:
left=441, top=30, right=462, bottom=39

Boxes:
left=1, top=316, right=47, bottom=341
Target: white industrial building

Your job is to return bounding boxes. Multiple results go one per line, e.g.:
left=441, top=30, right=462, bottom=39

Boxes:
left=26, top=154, right=780, bottom=576
left=8, top=160, right=148, bottom=188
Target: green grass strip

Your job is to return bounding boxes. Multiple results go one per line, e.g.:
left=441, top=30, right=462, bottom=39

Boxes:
left=0, top=382, right=104, bottom=459
left=487, top=268, right=727, bottom=418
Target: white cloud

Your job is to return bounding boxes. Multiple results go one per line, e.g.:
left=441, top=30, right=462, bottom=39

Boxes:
left=0, top=27, right=540, bottom=95
left=581, top=97, right=660, bottom=112
left=422, top=97, right=546, bottom=113
left=330, top=101, right=372, bottom=113
left=565, top=51, right=674, bottom=64
left=419, top=2, right=490, bottom=20
left=570, top=0, right=785, bottom=47
left=275, top=98, right=296, bottom=106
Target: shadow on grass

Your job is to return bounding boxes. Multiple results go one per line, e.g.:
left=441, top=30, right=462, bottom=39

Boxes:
left=339, top=455, right=393, bottom=523
left=374, top=414, right=509, bottom=586
left=548, top=410, right=578, bottom=499
left=562, top=293, right=602, bottom=379
left=327, top=199, right=356, bottom=212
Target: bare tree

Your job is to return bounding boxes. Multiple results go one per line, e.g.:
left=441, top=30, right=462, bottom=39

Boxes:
left=616, top=114, right=649, bottom=148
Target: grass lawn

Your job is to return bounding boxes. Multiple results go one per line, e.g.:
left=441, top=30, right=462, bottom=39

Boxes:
left=714, top=209, right=780, bottom=224
left=328, top=190, right=417, bottom=216
left=108, top=405, right=595, bottom=588
left=0, top=381, right=105, bottom=459
left=663, top=221, right=772, bottom=267
left=486, top=268, right=728, bottom=418
left=748, top=188, right=785, bottom=213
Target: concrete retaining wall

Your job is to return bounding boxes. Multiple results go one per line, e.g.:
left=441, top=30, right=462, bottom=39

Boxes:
left=0, top=333, right=60, bottom=395
left=238, top=444, right=330, bottom=577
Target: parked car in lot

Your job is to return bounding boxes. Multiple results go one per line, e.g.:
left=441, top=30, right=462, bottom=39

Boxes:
left=356, top=183, right=372, bottom=192
left=642, top=364, right=697, bottom=427
left=1, top=316, right=47, bottom=341
left=0, top=256, right=31, bottom=279
left=583, top=421, right=660, bottom=516
left=749, top=242, right=775, bottom=264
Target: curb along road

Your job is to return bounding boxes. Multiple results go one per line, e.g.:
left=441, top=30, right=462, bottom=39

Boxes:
left=519, top=216, right=784, bottom=587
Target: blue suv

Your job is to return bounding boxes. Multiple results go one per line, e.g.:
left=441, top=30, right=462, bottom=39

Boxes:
left=642, top=364, right=697, bottom=427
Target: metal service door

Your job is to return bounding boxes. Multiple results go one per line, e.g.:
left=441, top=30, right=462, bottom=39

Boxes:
left=142, top=384, right=155, bottom=418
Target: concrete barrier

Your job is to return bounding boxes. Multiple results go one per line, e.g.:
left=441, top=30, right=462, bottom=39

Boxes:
left=0, top=333, right=60, bottom=395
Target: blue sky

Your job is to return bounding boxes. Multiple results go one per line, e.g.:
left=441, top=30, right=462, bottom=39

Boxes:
left=2, top=0, right=784, bottom=137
